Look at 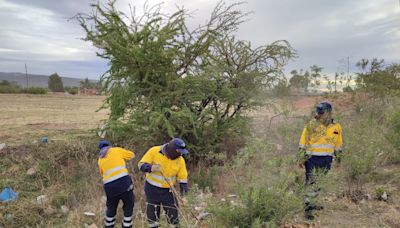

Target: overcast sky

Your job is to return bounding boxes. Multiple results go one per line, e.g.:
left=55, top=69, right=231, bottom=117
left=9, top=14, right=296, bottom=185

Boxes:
left=0, top=0, right=399, bottom=79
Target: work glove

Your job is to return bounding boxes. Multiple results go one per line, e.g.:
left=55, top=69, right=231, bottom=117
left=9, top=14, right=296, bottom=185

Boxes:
left=179, top=183, right=188, bottom=195
left=151, top=164, right=161, bottom=173
left=139, top=163, right=152, bottom=173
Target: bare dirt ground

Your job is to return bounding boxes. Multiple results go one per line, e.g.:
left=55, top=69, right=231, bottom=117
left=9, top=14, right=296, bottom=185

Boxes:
left=0, top=94, right=108, bottom=145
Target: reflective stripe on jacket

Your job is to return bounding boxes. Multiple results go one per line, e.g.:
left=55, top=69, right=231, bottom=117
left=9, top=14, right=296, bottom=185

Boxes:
left=138, top=146, right=188, bottom=188
left=98, top=147, right=135, bottom=184
left=299, top=119, right=343, bottom=156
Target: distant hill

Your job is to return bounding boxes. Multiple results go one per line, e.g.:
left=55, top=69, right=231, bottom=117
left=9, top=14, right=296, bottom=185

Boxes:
left=0, top=72, right=98, bottom=88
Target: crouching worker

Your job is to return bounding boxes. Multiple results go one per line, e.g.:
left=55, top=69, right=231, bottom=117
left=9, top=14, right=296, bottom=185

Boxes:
left=98, top=139, right=135, bottom=228
left=138, top=138, right=189, bottom=228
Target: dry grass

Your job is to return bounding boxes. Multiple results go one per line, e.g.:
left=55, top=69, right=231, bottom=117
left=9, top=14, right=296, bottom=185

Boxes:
left=0, top=94, right=108, bottom=145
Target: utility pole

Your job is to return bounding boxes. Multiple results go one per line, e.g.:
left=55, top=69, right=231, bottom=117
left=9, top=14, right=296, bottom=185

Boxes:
left=347, top=56, right=350, bottom=81
left=25, top=63, right=29, bottom=88
left=334, top=73, right=337, bottom=93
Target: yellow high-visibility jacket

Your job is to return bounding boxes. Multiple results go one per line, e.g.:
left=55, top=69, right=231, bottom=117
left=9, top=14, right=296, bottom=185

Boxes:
left=299, top=119, right=343, bottom=156
left=138, top=146, right=188, bottom=188
left=98, top=147, right=135, bottom=184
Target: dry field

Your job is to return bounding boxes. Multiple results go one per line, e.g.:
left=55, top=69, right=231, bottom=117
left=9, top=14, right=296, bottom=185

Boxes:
left=0, top=94, right=108, bottom=145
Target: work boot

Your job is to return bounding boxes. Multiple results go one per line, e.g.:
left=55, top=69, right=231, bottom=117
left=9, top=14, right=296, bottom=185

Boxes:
left=304, top=210, right=315, bottom=220
left=305, top=203, right=324, bottom=211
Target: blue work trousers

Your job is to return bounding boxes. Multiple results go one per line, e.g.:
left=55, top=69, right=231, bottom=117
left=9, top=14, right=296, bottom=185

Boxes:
left=305, top=155, right=333, bottom=185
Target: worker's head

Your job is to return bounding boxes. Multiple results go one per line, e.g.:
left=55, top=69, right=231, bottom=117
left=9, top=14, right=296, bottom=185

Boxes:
left=165, top=138, right=189, bottom=160
left=98, top=139, right=111, bottom=149
left=315, top=102, right=332, bottom=121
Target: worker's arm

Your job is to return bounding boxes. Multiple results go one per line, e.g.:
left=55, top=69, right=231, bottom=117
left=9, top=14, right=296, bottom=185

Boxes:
left=299, top=126, right=308, bottom=150
left=98, top=160, right=103, bottom=175
left=138, top=163, right=161, bottom=173
left=118, top=147, right=135, bottom=160
left=334, top=125, right=344, bottom=163
left=177, top=158, right=189, bottom=195
left=335, top=125, right=343, bottom=151
left=296, top=126, right=308, bottom=164
left=138, top=148, right=155, bottom=173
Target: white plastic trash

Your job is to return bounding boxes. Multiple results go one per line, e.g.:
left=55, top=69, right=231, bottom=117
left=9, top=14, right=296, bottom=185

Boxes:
left=36, top=195, right=48, bottom=204
left=84, top=211, right=96, bottom=216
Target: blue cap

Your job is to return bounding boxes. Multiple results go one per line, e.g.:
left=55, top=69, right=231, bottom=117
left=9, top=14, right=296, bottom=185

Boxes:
left=316, top=102, right=332, bottom=115
left=169, top=138, right=189, bottom=155
left=98, top=139, right=111, bottom=149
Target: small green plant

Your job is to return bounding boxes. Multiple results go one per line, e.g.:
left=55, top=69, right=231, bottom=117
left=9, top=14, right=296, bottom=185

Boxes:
left=387, top=110, right=400, bottom=148
left=209, top=184, right=302, bottom=227
left=191, top=165, right=221, bottom=192
left=375, top=187, right=386, bottom=200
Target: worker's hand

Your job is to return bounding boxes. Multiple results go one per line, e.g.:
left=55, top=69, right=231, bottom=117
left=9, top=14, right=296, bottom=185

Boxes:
left=181, top=197, right=188, bottom=206
left=179, top=182, right=188, bottom=195
left=151, top=164, right=161, bottom=172
left=334, top=150, right=342, bottom=167
left=296, top=148, right=307, bottom=168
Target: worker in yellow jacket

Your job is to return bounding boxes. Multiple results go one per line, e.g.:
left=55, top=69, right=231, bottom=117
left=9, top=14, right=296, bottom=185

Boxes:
left=138, top=138, right=189, bottom=228
left=298, top=101, right=343, bottom=220
left=98, top=139, right=135, bottom=228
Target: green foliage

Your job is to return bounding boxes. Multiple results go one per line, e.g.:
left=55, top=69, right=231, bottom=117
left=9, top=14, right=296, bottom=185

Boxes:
left=79, top=78, right=100, bottom=89
left=204, top=137, right=304, bottom=227
left=343, top=150, right=375, bottom=185
left=48, top=73, right=64, bottom=92
left=341, top=99, right=400, bottom=194
left=324, top=72, right=345, bottom=94
left=0, top=81, right=47, bottom=94
left=64, top=86, right=79, bottom=95
left=343, top=85, right=353, bottom=92
left=0, top=80, right=16, bottom=86
left=289, top=65, right=323, bottom=93
left=209, top=184, right=302, bottom=227
left=289, top=70, right=309, bottom=92
left=387, top=110, right=400, bottom=160
left=309, top=65, right=322, bottom=88
left=375, top=186, right=386, bottom=200
left=0, top=85, right=20, bottom=93
left=191, top=165, right=221, bottom=191
left=355, top=59, right=400, bottom=98
left=271, top=78, right=291, bottom=97
left=0, top=80, right=20, bottom=93
left=342, top=118, right=378, bottom=192
left=22, top=87, right=48, bottom=94
left=76, top=1, right=295, bottom=160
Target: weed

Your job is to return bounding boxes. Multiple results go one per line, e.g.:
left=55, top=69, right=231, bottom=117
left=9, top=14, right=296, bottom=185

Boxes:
left=209, top=182, right=303, bottom=227
left=191, top=165, right=221, bottom=192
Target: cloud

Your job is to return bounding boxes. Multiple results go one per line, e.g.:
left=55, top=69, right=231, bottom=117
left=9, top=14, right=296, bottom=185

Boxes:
left=0, top=0, right=399, bottom=79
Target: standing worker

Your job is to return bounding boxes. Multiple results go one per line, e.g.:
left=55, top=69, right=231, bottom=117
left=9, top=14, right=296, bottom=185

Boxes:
left=297, top=102, right=343, bottom=220
left=138, top=138, right=189, bottom=228
left=98, top=139, right=135, bottom=228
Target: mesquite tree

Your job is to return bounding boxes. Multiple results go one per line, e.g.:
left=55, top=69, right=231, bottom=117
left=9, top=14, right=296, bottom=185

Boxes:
left=77, top=1, right=295, bottom=161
